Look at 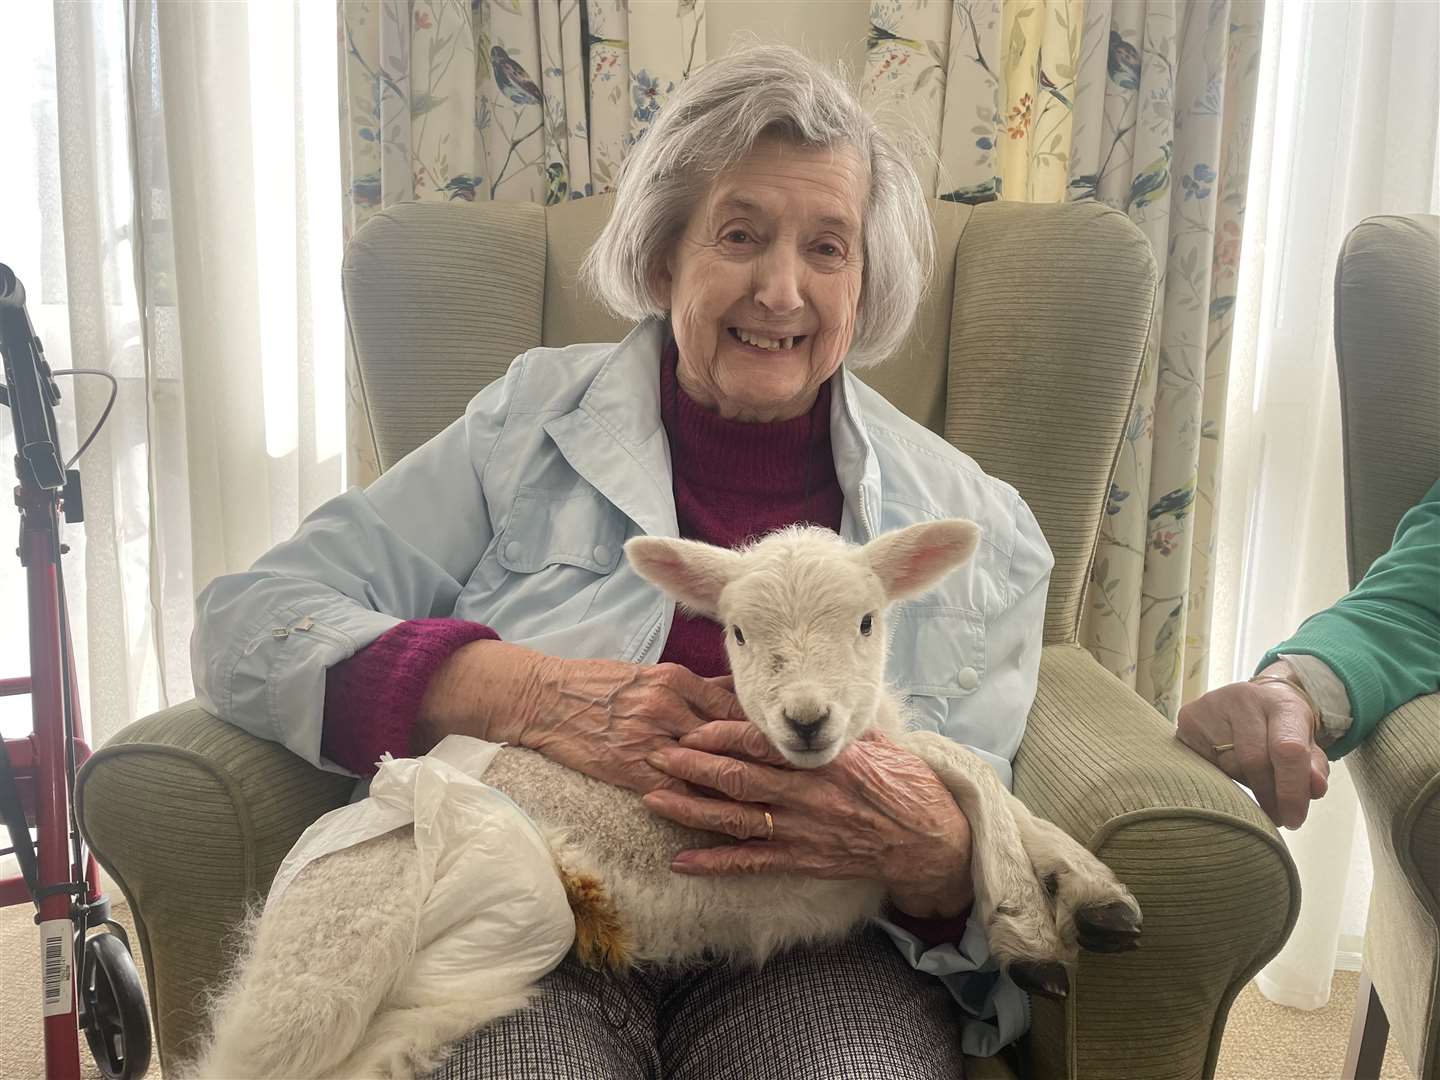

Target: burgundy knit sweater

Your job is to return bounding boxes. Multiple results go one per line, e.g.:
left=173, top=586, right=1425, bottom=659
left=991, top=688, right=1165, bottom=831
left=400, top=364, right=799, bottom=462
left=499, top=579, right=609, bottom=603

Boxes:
left=319, top=343, right=967, bottom=943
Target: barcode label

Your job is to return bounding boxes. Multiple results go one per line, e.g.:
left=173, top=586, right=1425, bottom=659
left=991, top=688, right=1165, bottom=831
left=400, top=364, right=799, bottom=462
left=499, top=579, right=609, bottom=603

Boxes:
left=40, top=920, right=73, bottom=1017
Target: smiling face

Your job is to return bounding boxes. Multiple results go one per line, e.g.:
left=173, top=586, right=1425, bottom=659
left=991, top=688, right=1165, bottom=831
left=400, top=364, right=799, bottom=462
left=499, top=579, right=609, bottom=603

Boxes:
left=655, top=137, right=868, bottom=422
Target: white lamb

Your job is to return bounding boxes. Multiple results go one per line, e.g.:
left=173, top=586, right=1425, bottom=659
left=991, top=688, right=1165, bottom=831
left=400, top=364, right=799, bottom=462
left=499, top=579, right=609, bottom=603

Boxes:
left=193, top=519, right=1141, bottom=1079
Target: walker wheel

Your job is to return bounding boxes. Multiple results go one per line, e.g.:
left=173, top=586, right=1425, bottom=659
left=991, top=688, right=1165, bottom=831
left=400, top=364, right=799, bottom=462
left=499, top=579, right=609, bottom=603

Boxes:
left=81, top=931, right=153, bottom=1080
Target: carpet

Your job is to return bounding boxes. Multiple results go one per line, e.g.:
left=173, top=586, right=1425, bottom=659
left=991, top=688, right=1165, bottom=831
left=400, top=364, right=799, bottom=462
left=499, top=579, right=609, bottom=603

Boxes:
left=1215, top=969, right=1414, bottom=1080
left=2, top=895, right=156, bottom=1080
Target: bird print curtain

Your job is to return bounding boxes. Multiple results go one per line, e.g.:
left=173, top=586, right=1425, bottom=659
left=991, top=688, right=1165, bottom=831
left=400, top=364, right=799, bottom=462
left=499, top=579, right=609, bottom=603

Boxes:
left=861, top=0, right=1267, bottom=717
left=338, top=0, right=705, bottom=483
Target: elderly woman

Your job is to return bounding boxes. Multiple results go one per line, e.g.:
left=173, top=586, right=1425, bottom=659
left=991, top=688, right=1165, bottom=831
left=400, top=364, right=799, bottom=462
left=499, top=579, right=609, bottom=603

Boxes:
left=193, top=45, right=1051, bottom=1080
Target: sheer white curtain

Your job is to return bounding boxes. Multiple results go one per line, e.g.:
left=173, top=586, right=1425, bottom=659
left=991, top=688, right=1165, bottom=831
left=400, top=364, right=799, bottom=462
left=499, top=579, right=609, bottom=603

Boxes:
left=0, top=1, right=345, bottom=751
left=1211, top=0, right=1440, bottom=1009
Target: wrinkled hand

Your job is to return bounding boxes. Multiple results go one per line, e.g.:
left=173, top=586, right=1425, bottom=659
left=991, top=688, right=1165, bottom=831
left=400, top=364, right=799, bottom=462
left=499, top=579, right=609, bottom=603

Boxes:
left=523, top=659, right=744, bottom=795
left=1176, top=661, right=1329, bottom=829
left=641, top=721, right=974, bottom=918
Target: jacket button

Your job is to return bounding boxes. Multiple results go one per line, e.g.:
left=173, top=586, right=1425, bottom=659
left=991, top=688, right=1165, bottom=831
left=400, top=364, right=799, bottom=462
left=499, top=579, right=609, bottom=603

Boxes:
left=957, top=666, right=979, bottom=690
left=593, top=544, right=611, bottom=565
left=505, top=541, right=521, bottom=562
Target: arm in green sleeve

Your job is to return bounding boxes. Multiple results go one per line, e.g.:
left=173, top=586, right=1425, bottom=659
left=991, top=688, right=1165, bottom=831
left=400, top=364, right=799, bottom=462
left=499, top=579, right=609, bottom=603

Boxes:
left=1260, top=477, right=1440, bottom=759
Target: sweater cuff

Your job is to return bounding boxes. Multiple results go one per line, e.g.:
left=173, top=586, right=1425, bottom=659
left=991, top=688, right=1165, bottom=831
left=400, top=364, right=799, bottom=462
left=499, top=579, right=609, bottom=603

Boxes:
left=321, top=618, right=500, bottom=775
left=1276, top=653, right=1354, bottom=746
left=1259, top=635, right=1385, bottom=760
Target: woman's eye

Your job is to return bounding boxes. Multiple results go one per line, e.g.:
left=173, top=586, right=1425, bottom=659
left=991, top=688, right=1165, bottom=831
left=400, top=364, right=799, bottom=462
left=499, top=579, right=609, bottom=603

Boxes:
left=816, top=242, right=841, bottom=257
left=723, top=229, right=751, bottom=244
left=732, top=626, right=746, bottom=645
left=859, top=614, right=873, bottom=636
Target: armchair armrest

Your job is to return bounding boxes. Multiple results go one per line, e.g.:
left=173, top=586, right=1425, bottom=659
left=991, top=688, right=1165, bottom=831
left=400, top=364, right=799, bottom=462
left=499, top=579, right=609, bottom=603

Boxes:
left=1345, top=691, right=1440, bottom=1077
left=1012, top=645, right=1301, bottom=1080
left=75, top=701, right=355, bottom=1069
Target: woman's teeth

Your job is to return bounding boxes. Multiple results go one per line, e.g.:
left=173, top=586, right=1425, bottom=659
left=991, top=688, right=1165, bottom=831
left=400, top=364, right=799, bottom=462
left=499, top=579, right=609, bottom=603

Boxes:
left=731, top=328, right=803, bottom=351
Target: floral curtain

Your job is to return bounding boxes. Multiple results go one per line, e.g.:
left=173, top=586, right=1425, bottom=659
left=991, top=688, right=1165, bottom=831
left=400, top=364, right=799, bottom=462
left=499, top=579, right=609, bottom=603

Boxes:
left=862, top=0, right=1267, bottom=718
left=337, top=0, right=706, bottom=485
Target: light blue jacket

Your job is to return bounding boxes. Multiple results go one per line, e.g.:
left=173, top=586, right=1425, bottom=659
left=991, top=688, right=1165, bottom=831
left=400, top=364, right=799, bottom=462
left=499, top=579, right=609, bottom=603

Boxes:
left=192, top=320, right=1053, bottom=1053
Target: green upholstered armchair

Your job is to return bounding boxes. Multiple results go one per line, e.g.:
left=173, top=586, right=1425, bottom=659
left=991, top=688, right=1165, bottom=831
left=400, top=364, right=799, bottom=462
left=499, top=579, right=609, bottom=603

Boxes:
left=76, top=196, right=1300, bottom=1078
left=1335, top=214, right=1440, bottom=1080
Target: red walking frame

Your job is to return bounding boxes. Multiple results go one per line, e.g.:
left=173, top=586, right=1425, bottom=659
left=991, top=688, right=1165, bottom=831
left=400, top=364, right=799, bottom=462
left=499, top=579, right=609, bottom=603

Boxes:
left=1, top=263, right=151, bottom=1079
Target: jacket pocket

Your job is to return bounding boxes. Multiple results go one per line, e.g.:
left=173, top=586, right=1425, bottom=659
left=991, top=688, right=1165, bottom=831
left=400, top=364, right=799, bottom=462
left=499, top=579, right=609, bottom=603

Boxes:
left=888, top=604, right=988, bottom=698
left=495, top=484, right=626, bottom=575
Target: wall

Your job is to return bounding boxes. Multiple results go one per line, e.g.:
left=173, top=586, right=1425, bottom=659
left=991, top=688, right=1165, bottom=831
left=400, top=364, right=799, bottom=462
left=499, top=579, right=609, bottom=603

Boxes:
left=705, top=0, right=869, bottom=82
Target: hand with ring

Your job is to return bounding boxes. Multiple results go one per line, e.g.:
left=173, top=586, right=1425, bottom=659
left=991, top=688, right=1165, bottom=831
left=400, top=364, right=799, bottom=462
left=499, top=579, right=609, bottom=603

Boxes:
left=1176, top=660, right=1330, bottom=829
left=639, top=720, right=975, bottom=919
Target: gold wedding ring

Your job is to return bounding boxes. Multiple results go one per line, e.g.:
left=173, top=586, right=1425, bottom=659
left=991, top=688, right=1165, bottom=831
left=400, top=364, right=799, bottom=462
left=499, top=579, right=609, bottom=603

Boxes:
left=1213, top=742, right=1235, bottom=753
left=763, top=810, right=774, bottom=841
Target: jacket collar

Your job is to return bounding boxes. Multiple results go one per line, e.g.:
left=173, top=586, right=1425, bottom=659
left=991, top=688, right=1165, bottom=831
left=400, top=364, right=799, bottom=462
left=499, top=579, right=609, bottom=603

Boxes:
left=832, top=368, right=884, bottom=544
left=542, top=321, right=676, bottom=539
left=544, top=319, right=883, bottom=541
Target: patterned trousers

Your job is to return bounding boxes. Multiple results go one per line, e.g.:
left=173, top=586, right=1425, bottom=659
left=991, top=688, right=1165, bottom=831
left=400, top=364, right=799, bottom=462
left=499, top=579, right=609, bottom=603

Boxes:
left=426, top=925, right=968, bottom=1079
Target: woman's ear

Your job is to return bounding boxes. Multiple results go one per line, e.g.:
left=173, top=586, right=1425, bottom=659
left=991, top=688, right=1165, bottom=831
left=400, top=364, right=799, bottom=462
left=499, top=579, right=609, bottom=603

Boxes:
left=650, top=251, right=674, bottom=308
left=651, top=219, right=694, bottom=309
left=625, top=536, right=741, bottom=618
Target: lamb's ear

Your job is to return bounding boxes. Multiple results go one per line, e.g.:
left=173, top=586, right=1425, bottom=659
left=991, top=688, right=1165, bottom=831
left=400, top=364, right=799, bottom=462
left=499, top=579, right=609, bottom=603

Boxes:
left=863, top=519, right=981, bottom=602
left=624, top=536, right=743, bottom=618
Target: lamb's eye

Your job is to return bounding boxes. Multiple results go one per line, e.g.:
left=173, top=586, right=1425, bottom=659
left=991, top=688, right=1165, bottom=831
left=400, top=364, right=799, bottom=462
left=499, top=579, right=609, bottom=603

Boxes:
left=732, top=626, right=746, bottom=645
left=860, top=614, right=874, bottom=637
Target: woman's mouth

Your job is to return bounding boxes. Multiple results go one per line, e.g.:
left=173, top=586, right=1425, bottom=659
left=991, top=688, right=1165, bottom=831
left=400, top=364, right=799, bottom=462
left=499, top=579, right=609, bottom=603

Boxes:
left=728, top=327, right=807, bottom=353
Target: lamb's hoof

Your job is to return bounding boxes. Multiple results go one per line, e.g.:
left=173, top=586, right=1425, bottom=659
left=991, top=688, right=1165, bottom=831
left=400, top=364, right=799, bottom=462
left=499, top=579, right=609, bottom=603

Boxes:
left=1008, top=960, right=1070, bottom=999
left=1075, top=900, right=1142, bottom=954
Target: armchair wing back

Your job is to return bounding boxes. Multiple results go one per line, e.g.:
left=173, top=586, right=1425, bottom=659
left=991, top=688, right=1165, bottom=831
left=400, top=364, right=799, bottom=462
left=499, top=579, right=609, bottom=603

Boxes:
left=1334, top=214, right=1440, bottom=584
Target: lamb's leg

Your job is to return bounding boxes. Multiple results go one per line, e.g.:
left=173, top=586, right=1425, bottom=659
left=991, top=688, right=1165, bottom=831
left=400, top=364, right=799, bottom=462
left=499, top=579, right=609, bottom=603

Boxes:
left=189, top=829, right=421, bottom=1080
left=1013, top=808, right=1142, bottom=955
left=899, top=731, right=1070, bottom=997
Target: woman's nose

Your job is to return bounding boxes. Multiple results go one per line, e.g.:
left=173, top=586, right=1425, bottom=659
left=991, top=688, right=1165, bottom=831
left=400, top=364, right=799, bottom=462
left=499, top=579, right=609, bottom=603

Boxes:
left=753, top=247, right=803, bottom=315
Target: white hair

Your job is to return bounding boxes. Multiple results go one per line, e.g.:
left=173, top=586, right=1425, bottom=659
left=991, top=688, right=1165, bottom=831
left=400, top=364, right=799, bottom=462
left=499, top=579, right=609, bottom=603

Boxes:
left=580, top=44, right=935, bottom=369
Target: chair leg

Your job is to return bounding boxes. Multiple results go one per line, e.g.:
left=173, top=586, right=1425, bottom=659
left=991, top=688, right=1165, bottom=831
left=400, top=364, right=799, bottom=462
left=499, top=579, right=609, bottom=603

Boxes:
left=1343, top=968, right=1390, bottom=1080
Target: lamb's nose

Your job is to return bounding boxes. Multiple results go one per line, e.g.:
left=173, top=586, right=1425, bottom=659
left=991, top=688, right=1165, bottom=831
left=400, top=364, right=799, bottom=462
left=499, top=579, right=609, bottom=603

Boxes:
left=784, top=708, right=830, bottom=745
